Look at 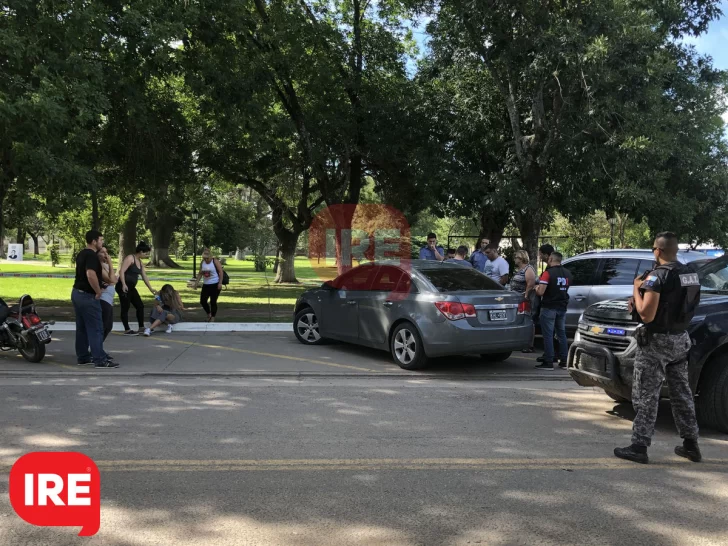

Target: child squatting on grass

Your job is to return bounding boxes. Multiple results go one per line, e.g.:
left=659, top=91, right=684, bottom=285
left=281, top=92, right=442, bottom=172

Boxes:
left=144, top=284, right=187, bottom=337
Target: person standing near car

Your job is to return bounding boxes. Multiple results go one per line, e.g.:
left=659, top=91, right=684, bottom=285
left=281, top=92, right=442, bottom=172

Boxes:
left=614, top=232, right=702, bottom=464
left=97, top=246, right=117, bottom=341
left=534, top=252, right=571, bottom=370
left=116, top=241, right=157, bottom=336
left=470, top=237, right=490, bottom=272
left=483, top=245, right=510, bottom=286
left=419, top=233, right=445, bottom=261
left=194, top=248, right=224, bottom=322
left=72, top=230, right=117, bottom=368
left=511, top=250, right=537, bottom=353
left=445, top=245, right=473, bottom=267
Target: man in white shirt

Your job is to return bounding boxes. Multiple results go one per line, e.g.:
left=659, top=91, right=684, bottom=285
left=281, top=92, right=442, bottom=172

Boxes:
left=483, top=245, right=510, bottom=285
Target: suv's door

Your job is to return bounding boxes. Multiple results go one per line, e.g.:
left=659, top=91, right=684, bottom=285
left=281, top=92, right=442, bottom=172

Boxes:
left=321, top=265, right=379, bottom=341
left=588, top=258, right=641, bottom=311
left=562, top=258, right=600, bottom=332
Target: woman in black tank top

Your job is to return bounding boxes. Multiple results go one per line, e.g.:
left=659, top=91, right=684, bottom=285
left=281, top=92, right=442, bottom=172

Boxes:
left=115, top=241, right=157, bottom=336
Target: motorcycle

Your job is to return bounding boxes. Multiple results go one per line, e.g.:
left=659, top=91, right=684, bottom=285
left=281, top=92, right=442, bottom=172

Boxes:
left=0, top=294, right=54, bottom=363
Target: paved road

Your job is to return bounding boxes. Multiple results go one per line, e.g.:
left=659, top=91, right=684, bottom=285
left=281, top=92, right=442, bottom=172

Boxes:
left=0, top=376, right=726, bottom=545
left=0, top=331, right=563, bottom=378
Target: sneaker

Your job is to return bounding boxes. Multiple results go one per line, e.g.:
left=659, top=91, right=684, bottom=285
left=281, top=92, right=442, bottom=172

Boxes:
left=143, top=328, right=152, bottom=337
left=165, top=325, right=173, bottom=334
left=137, top=327, right=146, bottom=334
left=558, top=361, right=567, bottom=369
left=535, top=363, right=554, bottom=370
left=76, top=359, right=93, bottom=366
left=614, top=445, right=648, bottom=464
left=537, top=356, right=545, bottom=362
left=123, top=330, right=138, bottom=336
left=675, top=441, right=702, bottom=463
left=95, top=359, right=120, bottom=369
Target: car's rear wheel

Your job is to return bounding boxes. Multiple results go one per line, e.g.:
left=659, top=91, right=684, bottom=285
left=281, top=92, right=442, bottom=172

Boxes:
left=696, top=356, right=728, bottom=433
left=605, top=391, right=631, bottom=404
left=293, top=308, right=325, bottom=345
left=480, top=352, right=512, bottom=362
left=390, top=323, right=427, bottom=370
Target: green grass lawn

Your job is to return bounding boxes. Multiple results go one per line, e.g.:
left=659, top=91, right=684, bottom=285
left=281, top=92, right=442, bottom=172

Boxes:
left=0, top=256, right=336, bottom=322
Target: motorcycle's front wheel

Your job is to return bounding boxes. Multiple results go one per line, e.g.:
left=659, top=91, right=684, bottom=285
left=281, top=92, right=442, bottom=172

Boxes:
left=19, top=336, right=46, bottom=363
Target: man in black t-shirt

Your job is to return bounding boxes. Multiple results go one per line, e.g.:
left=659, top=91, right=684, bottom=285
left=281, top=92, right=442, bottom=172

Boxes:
left=72, top=230, right=117, bottom=368
left=534, top=251, right=572, bottom=370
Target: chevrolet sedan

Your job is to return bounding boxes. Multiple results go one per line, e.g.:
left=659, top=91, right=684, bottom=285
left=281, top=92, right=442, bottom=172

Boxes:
left=292, top=260, right=533, bottom=369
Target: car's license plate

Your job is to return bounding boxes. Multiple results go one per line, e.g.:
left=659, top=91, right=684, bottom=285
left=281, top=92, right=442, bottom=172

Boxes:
left=489, top=310, right=508, bottom=321
left=35, top=329, right=50, bottom=342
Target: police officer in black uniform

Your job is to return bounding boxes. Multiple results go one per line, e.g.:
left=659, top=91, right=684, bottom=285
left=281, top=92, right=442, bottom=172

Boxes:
left=614, top=232, right=702, bottom=464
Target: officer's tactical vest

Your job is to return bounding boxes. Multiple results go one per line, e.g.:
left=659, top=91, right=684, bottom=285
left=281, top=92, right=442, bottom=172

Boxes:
left=650, top=262, right=701, bottom=332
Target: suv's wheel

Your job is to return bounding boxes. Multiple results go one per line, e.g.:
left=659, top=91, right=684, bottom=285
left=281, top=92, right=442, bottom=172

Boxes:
left=293, top=308, right=324, bottom=345
left=696, top=357, right=728, bottom=433
left=605, top=391, right=631, bottom=404
left=480, top=352, right=512, bottom=362
left=390, top=323, right=427, bottom=370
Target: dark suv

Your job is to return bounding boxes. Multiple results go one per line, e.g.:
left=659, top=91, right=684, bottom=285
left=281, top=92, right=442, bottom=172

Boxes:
left=561, top=249, right=707, bottom=335
left=567, top=254, right=728, bottom=433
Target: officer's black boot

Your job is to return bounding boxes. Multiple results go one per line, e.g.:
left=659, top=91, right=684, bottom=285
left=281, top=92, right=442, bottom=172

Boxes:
left=675, top=439, right=702, bottom=462
left=614, top=444, right=648, bottom=464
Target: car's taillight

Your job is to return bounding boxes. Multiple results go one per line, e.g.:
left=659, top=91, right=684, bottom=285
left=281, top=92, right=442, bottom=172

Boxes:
left=21, top=315, right=42, bottom=328
left=518, top=301, right=531, bottom=315
left=435, top=301, right=476, bottom=320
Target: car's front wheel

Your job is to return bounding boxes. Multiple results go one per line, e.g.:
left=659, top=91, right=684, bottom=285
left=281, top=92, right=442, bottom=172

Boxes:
left=293, top=308, right=325, bottom=345
left=390, top=323, right=427, bottom=370
left=696, top=357, right=728, bottom=433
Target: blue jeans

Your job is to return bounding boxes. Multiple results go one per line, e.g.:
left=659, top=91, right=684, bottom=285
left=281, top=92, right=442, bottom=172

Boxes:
left=540, top=307, right=568, bottom=365
left=72, top=289, right=107, bottom=365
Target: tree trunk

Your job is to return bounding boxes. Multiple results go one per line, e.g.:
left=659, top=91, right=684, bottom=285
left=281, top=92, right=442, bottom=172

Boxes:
left=16, top=227, right=24, bottom=246
left=91, top=189, right=100, bottom=231
left=119, top=208, right=139, bottom=261
left=149, top=212, right=181, bottom=268
left=516, top=211, right=541, bottom=268
left=272, top=244, right=281, bottom=275
left=478, top=208, right=509, bottom=247
left=28, top=232, right=40, bottom=255
left=275, top=234, right=299, bottom=284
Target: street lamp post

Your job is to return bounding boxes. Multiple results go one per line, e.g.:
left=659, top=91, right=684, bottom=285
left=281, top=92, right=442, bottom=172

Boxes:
left=192, top=208, right=199, bottom=279
left=608, top=216, right=616, bottom=250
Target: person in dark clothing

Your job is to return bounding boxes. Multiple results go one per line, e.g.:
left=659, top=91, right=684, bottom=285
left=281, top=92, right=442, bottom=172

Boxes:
left=534, top=252, right=572, bottom=370
left=72, top=230, right=117, bottom=368
left=614, top=232, right=701, bottom=464
left=116, top=242, right=157, bottom=336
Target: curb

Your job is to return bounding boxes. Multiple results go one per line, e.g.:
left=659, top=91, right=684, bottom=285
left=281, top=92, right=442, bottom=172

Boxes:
left=0, top=370, right=573, bottom=380
left=50, top=322, right=291, bottom=332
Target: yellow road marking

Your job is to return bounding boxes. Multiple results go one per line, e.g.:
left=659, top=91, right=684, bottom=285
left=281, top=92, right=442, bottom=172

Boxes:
left=146, top=336, right=382, bottom=373
left=2, top=458, right=724, bottom=473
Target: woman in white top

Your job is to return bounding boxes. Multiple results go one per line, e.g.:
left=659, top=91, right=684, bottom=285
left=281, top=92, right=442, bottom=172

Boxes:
left=194, top=248, right=224, bottom=322
left=97, top=246, right=118, bottom=340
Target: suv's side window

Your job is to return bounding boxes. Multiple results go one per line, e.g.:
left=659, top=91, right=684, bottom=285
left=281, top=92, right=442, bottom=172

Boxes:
left=564, top=259, right=599, bottom=286
left=597, top=258, right=640, bottom=285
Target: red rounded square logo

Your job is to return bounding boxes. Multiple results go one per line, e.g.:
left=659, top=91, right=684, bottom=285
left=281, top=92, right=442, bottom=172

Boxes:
left=9, top=452, right=101, bottom=536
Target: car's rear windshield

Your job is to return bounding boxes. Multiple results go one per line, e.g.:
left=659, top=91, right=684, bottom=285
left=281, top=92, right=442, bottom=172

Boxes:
left=418, top=267, right=504, bottom=292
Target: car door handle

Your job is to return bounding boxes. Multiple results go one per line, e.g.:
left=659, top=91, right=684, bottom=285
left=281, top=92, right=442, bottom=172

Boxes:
left=346, top=300, right=357, bottom=305
left=574, top=296, right=586, bottom=302
left=383, top=301, right=393, bottom=307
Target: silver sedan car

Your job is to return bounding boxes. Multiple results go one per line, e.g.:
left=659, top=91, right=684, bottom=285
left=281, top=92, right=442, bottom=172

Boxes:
left=293, top=260, right=533, bottom=369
